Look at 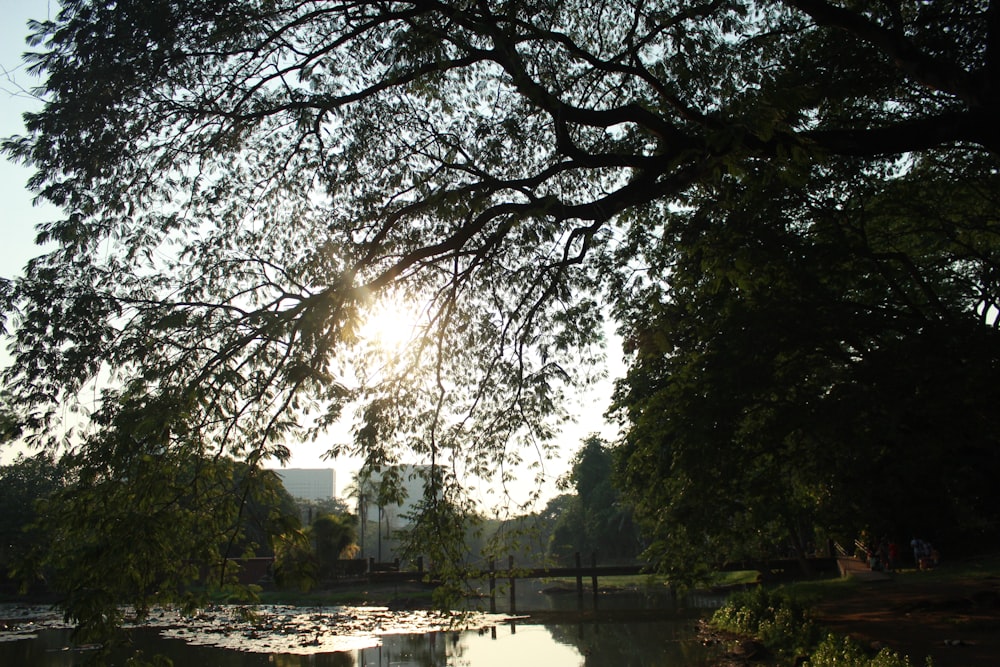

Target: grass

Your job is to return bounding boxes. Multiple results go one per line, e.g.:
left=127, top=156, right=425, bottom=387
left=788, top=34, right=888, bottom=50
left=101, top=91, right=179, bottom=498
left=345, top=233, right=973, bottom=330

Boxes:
left=709, top=570, right=761, bottom=588
left=536, top=573, right=670, bottom=590
left=776, top=552, right=1000, bottom=605
left=895, top=552, right=1000, bottom=584
left=536, top=569, right=759, bottom=591
left=768, top=574, right=868, bottom=605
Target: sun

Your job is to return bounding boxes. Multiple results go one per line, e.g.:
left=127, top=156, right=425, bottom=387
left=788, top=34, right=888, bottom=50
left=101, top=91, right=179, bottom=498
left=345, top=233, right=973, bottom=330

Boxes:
left=358, top=296, right=422, bottom=354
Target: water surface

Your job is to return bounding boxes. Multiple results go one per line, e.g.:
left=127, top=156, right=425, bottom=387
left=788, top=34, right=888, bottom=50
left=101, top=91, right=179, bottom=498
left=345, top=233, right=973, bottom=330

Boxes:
left=0, top=584, right=725, bottom=666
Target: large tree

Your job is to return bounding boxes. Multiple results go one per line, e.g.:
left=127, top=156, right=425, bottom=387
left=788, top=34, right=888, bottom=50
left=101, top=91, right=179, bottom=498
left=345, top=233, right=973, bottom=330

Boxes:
left=611, top=151, right=1000, bottom=577
left=549, top=435, right=641, bottom=563
left=23, top=446, right=303, bottom=644
left=0, top=452, right=67, bottom=579
left=1, top=0, right=997, bottom=622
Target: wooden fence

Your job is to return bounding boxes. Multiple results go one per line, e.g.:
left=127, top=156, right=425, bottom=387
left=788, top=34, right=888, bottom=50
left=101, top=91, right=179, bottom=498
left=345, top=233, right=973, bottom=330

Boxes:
left=226, top=553, right=839, bottom=606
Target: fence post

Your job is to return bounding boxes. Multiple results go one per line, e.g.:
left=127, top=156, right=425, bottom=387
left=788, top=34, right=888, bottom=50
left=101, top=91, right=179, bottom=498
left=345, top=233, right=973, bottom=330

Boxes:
left=575, top=552, right=584, bottom=610
left=508, top=555, right=516, bottom=614
left=591, top=552, right=599, bottom=608
left=489, top=558, right=496, bottom=613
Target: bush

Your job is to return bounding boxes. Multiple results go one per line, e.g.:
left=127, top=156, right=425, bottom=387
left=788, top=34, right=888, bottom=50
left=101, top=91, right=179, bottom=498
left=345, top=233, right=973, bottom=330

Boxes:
left=711, top=588, right=931, bottom=667
left=807, top=634, right=930, bottom=667
left=711, top=586, right=820, bottom=658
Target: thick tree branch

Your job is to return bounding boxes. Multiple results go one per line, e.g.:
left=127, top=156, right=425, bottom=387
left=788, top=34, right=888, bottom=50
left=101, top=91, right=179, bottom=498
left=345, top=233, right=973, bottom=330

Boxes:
left=805, top=109, right=1000, bottom=156
left=785, top=0, right=980, bottom=105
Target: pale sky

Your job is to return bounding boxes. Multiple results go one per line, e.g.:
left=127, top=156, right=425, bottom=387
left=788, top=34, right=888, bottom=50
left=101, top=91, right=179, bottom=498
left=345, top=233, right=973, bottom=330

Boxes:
left=0, top=0, right=623, bottom=509
left=1, top=0, right=57, bottom=282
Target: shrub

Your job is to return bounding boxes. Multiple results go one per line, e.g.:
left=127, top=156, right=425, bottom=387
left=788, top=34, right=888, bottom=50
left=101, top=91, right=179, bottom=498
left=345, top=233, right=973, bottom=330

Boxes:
left=712, top=589, right=932, bottom=667
left=711, top=586, right=820, bottom=658
left=807, top=634, right=930, bottom=667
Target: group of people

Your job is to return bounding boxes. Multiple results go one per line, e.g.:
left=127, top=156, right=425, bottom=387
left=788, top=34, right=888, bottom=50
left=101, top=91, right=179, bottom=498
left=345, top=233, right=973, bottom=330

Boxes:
left=857, top=535, right=940, bottom=572
left=863, top=538, right=900, bottom=572
left=910, top=537, right=940, bottom=570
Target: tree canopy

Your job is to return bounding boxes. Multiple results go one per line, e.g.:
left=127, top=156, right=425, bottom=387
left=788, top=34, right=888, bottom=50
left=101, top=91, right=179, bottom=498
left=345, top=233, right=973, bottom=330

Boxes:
left=20, top=452, right=301, bottom=643
left=1, top=0, right=998, bottom=617
left=611, top=149, right=1000, bottom=576
left=0, top=452, right=67, bottom=578
left=547, top=435, right=641, bottom=563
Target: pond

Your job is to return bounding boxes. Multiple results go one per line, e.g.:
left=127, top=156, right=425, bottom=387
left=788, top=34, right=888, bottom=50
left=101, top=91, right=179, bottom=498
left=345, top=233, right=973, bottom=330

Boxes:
left=0, top=585, right=729, bottom=666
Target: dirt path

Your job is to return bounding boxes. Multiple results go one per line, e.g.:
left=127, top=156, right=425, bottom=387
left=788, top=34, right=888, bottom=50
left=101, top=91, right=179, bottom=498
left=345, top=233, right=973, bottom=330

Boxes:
left=811, top=571, right=1000, bottom=667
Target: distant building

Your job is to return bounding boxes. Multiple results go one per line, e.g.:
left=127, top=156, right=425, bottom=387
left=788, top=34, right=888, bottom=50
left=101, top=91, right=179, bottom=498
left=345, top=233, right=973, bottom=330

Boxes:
left=357, top=464, right=432, bottom=530
left=273, top=468, right=336, bottom=501
left=355, top=464, right=437, bottom=562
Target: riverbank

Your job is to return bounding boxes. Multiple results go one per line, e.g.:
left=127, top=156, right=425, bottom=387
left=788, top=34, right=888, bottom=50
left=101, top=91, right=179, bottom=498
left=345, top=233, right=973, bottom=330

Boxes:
left=810, top=566, right=1000, bottom=667
left=707, top=554, right=1000, bottom=667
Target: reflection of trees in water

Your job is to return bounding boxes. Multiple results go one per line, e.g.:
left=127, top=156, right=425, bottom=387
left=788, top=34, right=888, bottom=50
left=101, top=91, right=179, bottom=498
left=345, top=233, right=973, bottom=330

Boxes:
left=125, top=628, right=358, bottom=667
left=112, top=622, right=713, bottom=667
left=541, top=589, right=681, bottom=614
left=352, top=620, right=713, bottom=667
left=546, top=620, right=712, bottom=667
left=358, top=632, right=462, bottom=667
left=269, top=651, right=355, bottom=667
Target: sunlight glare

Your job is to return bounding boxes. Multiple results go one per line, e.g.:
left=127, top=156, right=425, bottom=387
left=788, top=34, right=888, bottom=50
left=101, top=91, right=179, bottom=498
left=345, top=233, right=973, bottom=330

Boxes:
left=358, top=295, right=422, bottom=354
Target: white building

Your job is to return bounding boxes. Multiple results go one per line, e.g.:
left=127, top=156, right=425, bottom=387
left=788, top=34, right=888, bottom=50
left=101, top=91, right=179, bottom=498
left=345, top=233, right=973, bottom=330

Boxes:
left=356, top=464, right=433, bottom=530
left=355, top=464, right=436, bottom=562
left=273, top=468, right=336, bottom=501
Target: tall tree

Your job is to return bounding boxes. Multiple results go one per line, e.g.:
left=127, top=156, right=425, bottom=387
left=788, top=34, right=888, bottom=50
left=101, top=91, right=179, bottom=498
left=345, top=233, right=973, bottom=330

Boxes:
left=549, top=436, right=641, bottom=563
left=0, top=0, right=997, bottom=625
left=311, top=512, right=359, bottom=578
left=611, top=150, right=1000, bottom=577
left=0, top=452, right=66, bottom=578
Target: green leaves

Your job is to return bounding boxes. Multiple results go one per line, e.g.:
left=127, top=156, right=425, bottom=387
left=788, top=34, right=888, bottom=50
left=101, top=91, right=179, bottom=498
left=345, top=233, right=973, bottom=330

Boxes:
left=549, top=436, right=642, bottom=562
left=8, top=440, right=301, bottom=645
left=612, top=147, right=1000, bottom=577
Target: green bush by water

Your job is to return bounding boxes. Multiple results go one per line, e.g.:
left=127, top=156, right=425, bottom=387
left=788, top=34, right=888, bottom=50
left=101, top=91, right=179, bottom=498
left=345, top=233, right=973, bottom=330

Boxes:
left=711, top=586, right=820, bottom=658
left=711, top=587, right=931, bottom=667
left=806, top=634, right=930, bottom=667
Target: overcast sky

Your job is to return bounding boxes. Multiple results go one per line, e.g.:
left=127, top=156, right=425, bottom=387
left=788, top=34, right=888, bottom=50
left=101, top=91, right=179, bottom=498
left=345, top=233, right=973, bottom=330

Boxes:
left=0, top=0, right=621, bottom=506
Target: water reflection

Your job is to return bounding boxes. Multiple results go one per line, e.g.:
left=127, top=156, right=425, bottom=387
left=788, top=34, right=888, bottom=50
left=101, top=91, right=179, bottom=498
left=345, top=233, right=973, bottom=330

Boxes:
left=354, top=619, right=714, bottom=667
left=0, top=617, right=717, bottom=667
left=462, top=577, right=725, bottom=615
left=0, top=586, right=726, bottom=666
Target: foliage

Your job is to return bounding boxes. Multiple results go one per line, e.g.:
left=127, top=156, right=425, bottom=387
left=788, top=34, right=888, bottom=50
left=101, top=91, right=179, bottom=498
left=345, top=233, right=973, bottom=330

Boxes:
left=232, top=465, right=302, bottom=558
left=1, top=0, right=999, bottom=635
left=711, top=586, right=821, bottom=659
left=312, top=513, right=359, bottom=572
left=712, top=588, right=931, bottom=666
left=271, top=527, right=317, bottom=592
left=394, top=466, right=485, bottom=606
left=612, top=149, right=1000, bottom=574
left=0, top=399, right=24, bottom=444
left=0, top=452, right=67, bottom=575
left=24, top=440, right=300, bottom=643
left=549, top=435, right=642, bottom=563
left=501, top=493, right=575, bottom=567
left=806, top=634, right=926, bottom=667
left=272, top=509, right=358, bottom=591
left=294, top=496, right=354, bottom=525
